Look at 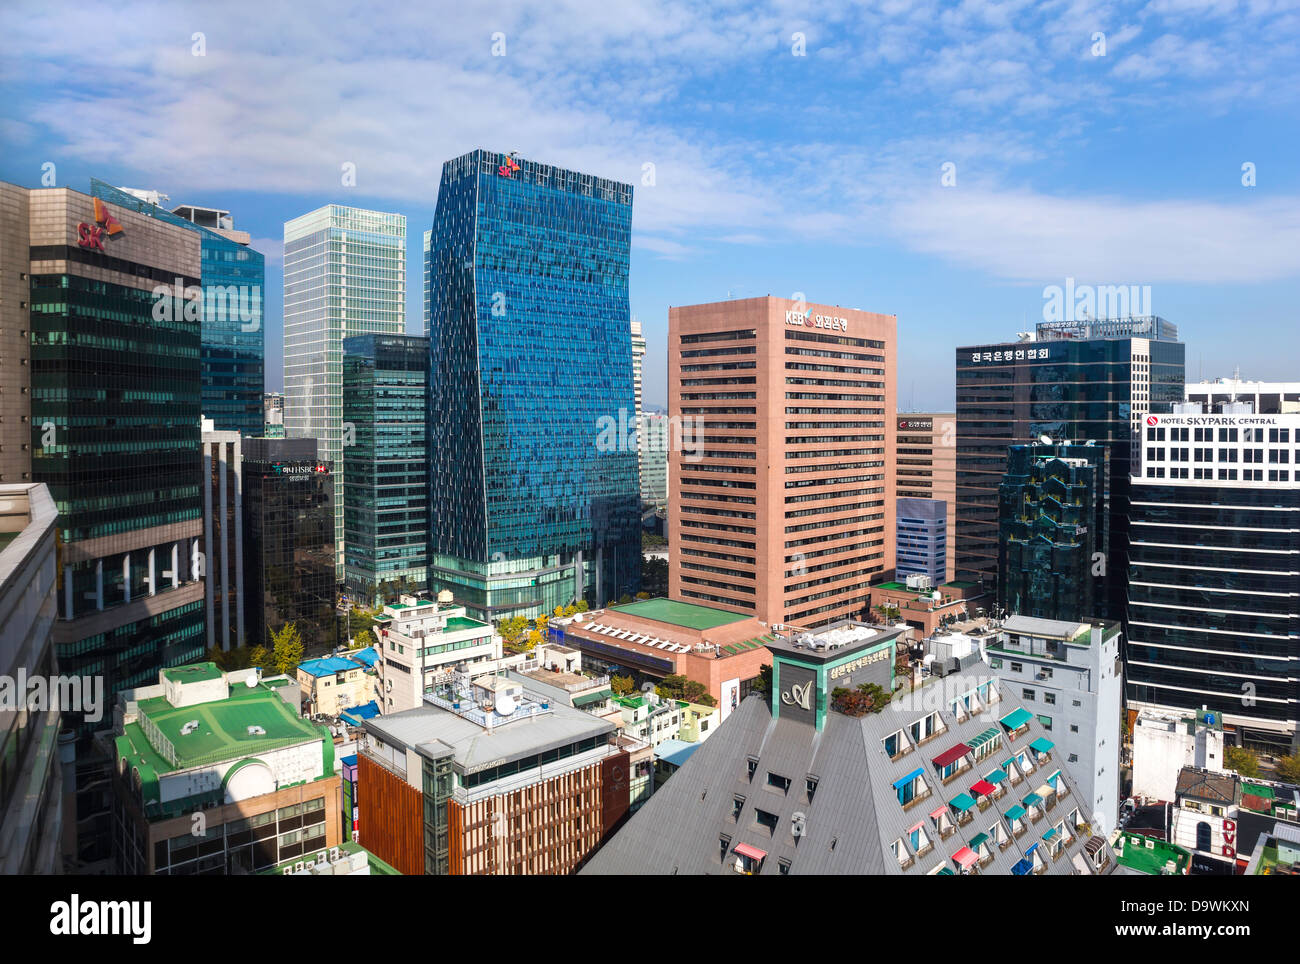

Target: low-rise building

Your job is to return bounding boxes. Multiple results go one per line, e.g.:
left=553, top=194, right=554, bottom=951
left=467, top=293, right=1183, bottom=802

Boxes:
left=583, top=623, right=1114, bottom=875
left=263, top=839, right=399, bottom=876
left=1242, top=822, right=1300, bottom=875
left=357, top=670, right=634, bottom=875
left=552, top=597, right=771, bottom=721
left=1111, top=832, right=1190, bottom=875
left=1170, top=767, right=1241, bottom=873
left=867, top=578, right=975, bottom=639
left=109, top=663, right=342, bottom=874
left=373, top=593, right=498, bottom=713
left=297, top=655, right=377, bottom=718
left=1131, top=708, right=1227, bottom=804
left=977, top=614, right=1124, bottom=832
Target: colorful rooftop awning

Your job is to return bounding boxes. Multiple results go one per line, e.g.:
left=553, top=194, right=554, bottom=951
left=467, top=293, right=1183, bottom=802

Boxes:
left=893, top=767, right=925, bottom=790
left=932, top=743, right=972, bottom=768
left=1023, top=792, right=1043, bottom=807
left=970, top=779, right=997, bottom=797
left=949, top=793, right=977, bottom=813
left=733, top=842, right=767, bottom=862
left=1042, top=827, right=1059, bottom=841
left=930, top=803, right=949, bottom=820
left=952, top=846, right=978, bottom=869
left=1047, top=769, right=1061, bottom=788
left=985, top=768, right=1008, bottom=785
left=1000, top=708, right=1033, bottom=730
left=968, top=832, right=990, bottom=851
left=967, top=726, right=1000, bottom=749
left=1011, top=858, right=1033, bottom=875
left=1030, top=737, right=1055, bottom=753
left=938, top=866, right=955, bottom=875
left=1005, top=804, right=1027, bottom=821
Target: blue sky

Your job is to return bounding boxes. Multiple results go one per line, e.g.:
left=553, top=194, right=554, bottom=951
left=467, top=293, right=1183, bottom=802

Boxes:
left=3, top=0, right=1298, bottom=410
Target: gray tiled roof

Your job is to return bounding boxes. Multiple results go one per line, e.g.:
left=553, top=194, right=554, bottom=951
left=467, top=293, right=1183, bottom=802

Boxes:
left=582, top=676, right=1115, bottom=876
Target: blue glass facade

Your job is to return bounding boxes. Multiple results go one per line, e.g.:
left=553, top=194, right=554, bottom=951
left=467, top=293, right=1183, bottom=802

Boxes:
left=91, top=179, right=265, bottom=437
left=343, top=334, right=430, bottom=603
left=426, top=150, right=640, bottom=620
left=895, top=497, right=946, bottom=586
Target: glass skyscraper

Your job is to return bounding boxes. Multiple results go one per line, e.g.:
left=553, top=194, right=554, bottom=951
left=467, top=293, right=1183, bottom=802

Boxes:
left=955, top=317, right=1184, bottom=619
left=283, top=205, right=406, bottom=578
left=242, top=437, right=337, bottom=652
left=426, top=150, right=640, bottom=621
left=997, top=440, right=1110, bottom=620
left=342, top=333, right=430, bottom=603
left=90, top=179, right=265, bottom=437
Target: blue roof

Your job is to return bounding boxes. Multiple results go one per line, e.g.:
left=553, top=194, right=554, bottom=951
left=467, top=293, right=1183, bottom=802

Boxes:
left=341, top=754, right=358, bottom=766
left=350, top=646, right=379, bottom=668
left=299, top=656, right=363, bottom=678
left=654, top=738, right=701, bottom=769
left=340, top=701, right=380, bottom=725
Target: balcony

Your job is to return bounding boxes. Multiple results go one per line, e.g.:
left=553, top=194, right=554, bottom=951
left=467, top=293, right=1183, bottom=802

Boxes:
left=901, top=788, right=932, bottom=812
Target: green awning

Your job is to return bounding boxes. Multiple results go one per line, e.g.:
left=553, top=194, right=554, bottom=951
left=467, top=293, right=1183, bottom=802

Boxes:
left=1042, top=827, right=1059, bottom=841
left=1005, top=804, right=1026, bottom=821
left=1023, top=792, right=1043, bottom=807
left=949, top=793, right=976, bottom=813
left=1000, top=707, right=1033, bottom=730
left=985, top=768, right=1008, bottom=785
left=968, top=832, right=990, bottom=850
left=938, top=867, right=955, bottom=875
left=572, top=688, right=612, bottom=707
left=1030, top=737, right=1055, bottom=753
left=967, top=726, right=1000, bottom=749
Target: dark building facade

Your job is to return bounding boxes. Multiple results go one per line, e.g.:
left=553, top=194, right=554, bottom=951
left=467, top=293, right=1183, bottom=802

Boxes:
left=1127, top=412, right=1300, bottom=754
left=15, top=185, right=207, bottom=736
left=425, top=149, right=640, bottom=620
left=955, top=317, right=1184, bottom=620
left=242, top=437, right=337, bottom=652
left=342, top=333, right=429, bottom=604
left=91, top=180, right=265, bottom=438
left=997, top=441, right=1110, bottom=621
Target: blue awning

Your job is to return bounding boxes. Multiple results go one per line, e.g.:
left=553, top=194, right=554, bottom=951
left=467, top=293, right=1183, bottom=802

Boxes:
left=893, top=767, right=925, bottom=789
left=1011, top=858, right=1033, bottom=875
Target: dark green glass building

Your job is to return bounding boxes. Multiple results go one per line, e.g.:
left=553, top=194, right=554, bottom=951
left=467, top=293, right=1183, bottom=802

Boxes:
left=997, top=440, right=1110, bottom=620
left=24, top=187, right=206, bottom=739
left=955, top=318, right=1184, bottom=619
left=342, top=333, right=430, bottom=604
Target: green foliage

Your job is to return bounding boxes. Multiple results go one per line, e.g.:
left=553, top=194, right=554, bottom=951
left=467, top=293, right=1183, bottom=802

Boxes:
left=1225, top=745, right=1261, bottom=778
left=248, top=645, right=271, bottom=673
left=611, top=674, right=635, bottom=696
left=753, top=664, right=772, bottom=697
left=642, top=532, right=667, bottom=548
left=352, top=628, right=374, bottom=650
left=270, top=622, right=304, bottom=676
left=830, top=681, right=891, bottom=717
left=641, top=556, right=668, bottom=596
left=575, top=600, right=589, bottom=613
left=1277, top=752, right=1300, bottom=784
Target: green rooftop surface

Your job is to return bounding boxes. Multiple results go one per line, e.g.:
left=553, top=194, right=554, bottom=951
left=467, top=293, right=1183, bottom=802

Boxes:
left=132, top=680, right=326, bottom=771
left=608, top=597, right=749, bottom=631
left=445, top=615, right=490, bottom=632
left=876, top=581, right=908, bottom=590
left=161, top=663, right=223, bottom=684
left=1116, top=835, right=1189, bottom=876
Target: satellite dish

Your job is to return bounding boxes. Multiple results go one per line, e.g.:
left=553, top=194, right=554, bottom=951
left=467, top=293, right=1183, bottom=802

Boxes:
left=495, top=693, right=517, bottom=716
left=1038, top=435, right=1053, bottom=445
left=931, top=590, right=941, bottom=601
left=245, top=677, right=257, bottom=688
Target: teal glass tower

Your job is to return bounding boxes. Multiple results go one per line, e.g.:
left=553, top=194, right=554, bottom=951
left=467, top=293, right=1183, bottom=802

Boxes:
left=342, top=333, right=430, bottom=604
left=90, top=179, right=265, bottom=437
left=426, top=150, right=640, bottom=621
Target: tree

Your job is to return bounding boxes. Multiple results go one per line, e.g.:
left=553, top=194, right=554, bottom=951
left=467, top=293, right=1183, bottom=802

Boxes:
left=249, top=645, right=272, bottom=674
left=611, top=674, right=635, bottom=696
left=270, top=623, right=304, bottom=676
left=575, top=600, right=589, bottom=613
left=635, top=591, right=650, bottom=600
left=753, top=663, right=772, bottom=698
left=497, top=615, right=529, bottom=650
left=353, top=628, right=375, bottom=650
left=525, top=629, right=544, bottom=651
left=831, top=681, right=891, bottom=717
left=1277, top=752, right=1300, bottom=784
left=1225, top=745, right=1261, bottom=778
left=533, top=614, right=549, bottom=636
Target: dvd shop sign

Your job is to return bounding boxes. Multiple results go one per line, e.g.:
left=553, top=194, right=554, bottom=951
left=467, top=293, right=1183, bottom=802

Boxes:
left=786, top=309, right=849, bottom=332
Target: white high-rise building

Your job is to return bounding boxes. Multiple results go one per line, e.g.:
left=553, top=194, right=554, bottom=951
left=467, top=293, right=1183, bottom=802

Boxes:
left=283, top=205, right=406, bottom=576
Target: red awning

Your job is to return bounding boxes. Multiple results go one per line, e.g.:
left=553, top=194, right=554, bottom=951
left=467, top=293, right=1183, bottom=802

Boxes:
left=952, top=847, right=978, bottom=869
left=970, top=779, right=997, bottom=796
left=932, top=743, right=972, bottom=768
left=734, top=842, right=767, bottom=862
